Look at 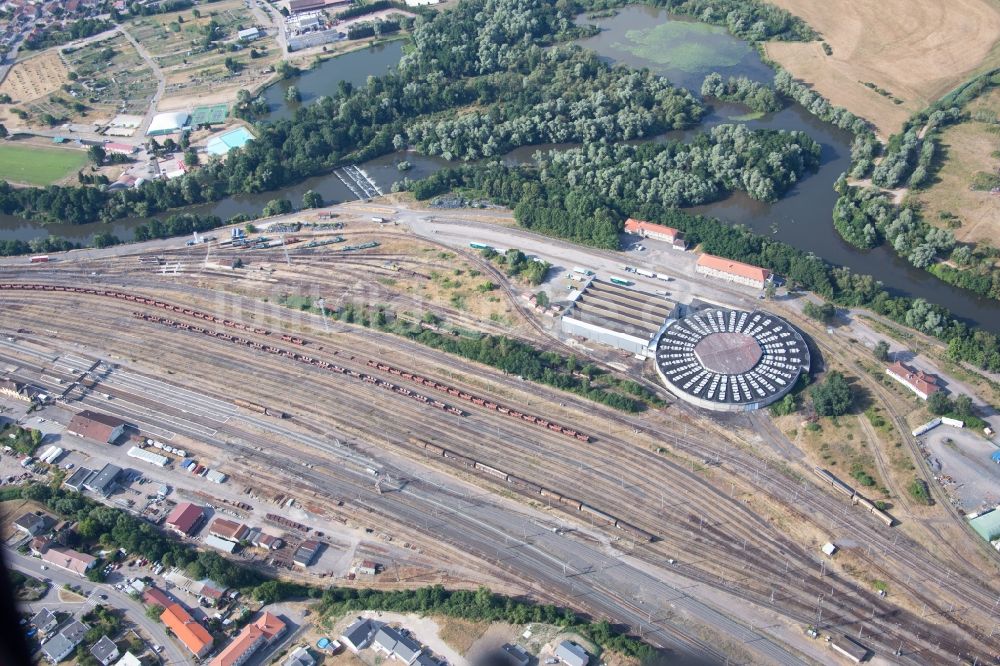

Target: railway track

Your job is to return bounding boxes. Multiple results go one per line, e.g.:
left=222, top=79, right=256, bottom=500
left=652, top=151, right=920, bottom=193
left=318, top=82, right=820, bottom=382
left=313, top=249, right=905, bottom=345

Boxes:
left=0, top=288, right=992, bottom=660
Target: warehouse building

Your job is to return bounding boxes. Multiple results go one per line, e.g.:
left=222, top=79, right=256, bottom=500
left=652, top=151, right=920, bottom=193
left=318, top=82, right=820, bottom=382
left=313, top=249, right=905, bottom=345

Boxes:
left=209, top=517, right=248, bottom=542
left=623, top=218, right=687, bottom=250
left=560, top=279, right=676, bottom=357
left=205, top=535, right=238, bottom=553
left=64, top=467, right=92, bottom=492
left=67, top=410, right=126, bottom=444
left=695, top=253, right=771, bottom=290
left=655, top=307, right=809, bottom=412
left=293, top=539, right=322, bottom=566
left=146, top=111, right=190, bottom=136
left=885, top=362, right=940, bottom=400
left=83, top=463, right=121, bottom=496
left=165, top=502, right=205, bottom=536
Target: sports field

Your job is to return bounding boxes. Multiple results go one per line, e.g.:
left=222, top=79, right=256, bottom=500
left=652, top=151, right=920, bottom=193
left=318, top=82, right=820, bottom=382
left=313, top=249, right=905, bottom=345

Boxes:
left=0, top=143, right=89, bottom=186
left=763, top=0, right=1000, bottom=135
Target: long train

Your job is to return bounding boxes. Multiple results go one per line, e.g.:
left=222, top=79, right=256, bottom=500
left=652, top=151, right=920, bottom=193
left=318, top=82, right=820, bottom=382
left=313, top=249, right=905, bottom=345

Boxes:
left=0, top=284, right=591, bottom=443
left=366, top=360, right=592, bottom=443
left=813, top=467, right=895, bottom=527
left=409, top=436, right=654, bottom=542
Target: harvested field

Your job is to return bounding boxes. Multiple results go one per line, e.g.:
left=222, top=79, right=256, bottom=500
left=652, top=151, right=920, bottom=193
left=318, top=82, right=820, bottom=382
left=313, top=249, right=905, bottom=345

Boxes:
left=0, top=51, right=69, bottom=103
left=914, top=87, right=1000, bottom=244
left=763, top=0, right=1000, bottom=135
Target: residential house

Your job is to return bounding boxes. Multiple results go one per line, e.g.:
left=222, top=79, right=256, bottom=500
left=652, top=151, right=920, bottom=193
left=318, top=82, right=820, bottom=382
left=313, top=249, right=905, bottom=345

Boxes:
left=41, top=619, right=90, bottom=663
left=31, top=608, right=58, bottom=635
left=66, top=410, right=127, bottom=444
left=14, top=511, right=49, bottom=536
left=284, top=646, right=317, bottom=666
left=30, top=536, right=51, bottom=555
left=209, top=611, right=286, bottom=666
left=555, top=641, right=589, bottom=666
left=114, top=653, right=142, bottom=666
left=340, top=617, right=375, bottom=653
left=41, top=547, right=96, bottom=576
left=695, top=253, right=771, bottom=290
left=373, top=626, right=422, bottom=664
left=91, top=635, right=120, bottom=665
left=160, top=603, right=214, bottom=657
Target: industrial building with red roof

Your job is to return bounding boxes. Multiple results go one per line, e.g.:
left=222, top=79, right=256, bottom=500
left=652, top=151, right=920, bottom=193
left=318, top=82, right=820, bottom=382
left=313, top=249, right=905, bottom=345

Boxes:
left=886, top=362, right=941, bottom=400
left=165, top=502, right=205, bottom=536
left=695, top=254, right=772, bottom=289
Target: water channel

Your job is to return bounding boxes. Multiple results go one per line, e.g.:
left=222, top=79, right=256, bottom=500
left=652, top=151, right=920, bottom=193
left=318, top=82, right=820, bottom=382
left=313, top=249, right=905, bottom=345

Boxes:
left=3, top=8, right=1000, bottom=331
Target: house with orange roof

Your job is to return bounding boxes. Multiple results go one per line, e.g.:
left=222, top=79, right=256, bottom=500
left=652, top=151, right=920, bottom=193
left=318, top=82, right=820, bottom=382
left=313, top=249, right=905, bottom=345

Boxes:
left=161, top=603, right=214, bottom=657
left=623, top=218, right=687, bottom=250
left=695, top=253, right=771, bottom=289
left=209, top=611, right=287, bottom=666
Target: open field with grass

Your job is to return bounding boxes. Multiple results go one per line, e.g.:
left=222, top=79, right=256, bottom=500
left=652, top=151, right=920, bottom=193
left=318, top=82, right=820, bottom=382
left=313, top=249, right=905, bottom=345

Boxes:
left=0, top=142, right=89, bottom=185
left=914, top=87, right=1000, bottom=244
left=126, top=0, right=281, bottom=105
left=763, top=0, right=1000, bottom=135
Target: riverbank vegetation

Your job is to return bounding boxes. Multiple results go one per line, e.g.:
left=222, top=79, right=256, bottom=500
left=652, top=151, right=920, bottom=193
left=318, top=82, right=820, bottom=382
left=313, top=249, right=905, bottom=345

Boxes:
left=701, top=73, right=782, bottom=113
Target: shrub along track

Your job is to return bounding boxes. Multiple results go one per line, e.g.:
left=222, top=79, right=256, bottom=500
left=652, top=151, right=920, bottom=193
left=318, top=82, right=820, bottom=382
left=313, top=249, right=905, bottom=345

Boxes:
left=0, top=287, right=990, bottom=662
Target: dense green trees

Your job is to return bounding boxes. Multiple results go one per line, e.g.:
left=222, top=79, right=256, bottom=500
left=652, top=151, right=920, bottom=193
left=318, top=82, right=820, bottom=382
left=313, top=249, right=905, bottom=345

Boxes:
left=810, top=371, right=852, bottom=416
left=701, top=73, right=782, bottom=112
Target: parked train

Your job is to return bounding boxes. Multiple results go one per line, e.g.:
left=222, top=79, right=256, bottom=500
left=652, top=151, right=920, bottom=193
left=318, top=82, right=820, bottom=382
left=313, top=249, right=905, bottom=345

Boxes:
left=409, top=437, right=654, bottom=542
left=367, top=359, right=591, bottom=443
left=233, top=398, right=287, bottom=419
left=813, top=467, right=894, bottom=526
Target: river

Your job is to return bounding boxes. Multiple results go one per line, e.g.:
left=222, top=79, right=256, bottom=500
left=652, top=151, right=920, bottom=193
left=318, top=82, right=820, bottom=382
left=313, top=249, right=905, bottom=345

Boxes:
left=3, top=9, right=1000, bottom=331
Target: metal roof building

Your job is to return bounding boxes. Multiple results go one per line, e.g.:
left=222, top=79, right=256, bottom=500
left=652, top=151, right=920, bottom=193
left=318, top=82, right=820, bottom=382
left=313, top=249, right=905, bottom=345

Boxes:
left=655, top=307, right=809, bottom=412
left=970, top=509, right=1000, bottom=542
left=560, top=279, right=676, bottom=357
left=146, top=111, right=190, bottom=136
left=83, top=463, right=121, bottom=496
left=555, top=641, right=589, bottom=666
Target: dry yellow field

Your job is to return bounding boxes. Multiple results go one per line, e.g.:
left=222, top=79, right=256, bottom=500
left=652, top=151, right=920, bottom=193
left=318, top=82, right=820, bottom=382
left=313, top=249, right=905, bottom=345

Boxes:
left=763, top=0, right=1000, bottom=135
left=914, top=87, right=1000, bottom=243
left=0, top=51, right=69, bottom=103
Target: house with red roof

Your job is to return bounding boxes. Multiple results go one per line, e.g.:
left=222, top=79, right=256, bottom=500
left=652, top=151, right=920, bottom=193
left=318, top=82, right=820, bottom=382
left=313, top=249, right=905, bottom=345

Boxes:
left=165, top=502, right=205, bottom=536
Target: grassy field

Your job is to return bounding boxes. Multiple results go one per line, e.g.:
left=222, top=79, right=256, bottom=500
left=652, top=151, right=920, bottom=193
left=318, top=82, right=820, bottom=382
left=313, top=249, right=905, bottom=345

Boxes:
left=0, top=142, right=89, bottom=185
left=763, top=0, right=1000, bottom=135
left=915, top=87, right=1000, bottom=243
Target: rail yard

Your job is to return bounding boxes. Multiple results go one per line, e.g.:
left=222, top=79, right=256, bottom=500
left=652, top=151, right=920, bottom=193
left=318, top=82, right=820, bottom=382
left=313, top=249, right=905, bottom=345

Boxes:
left=2, top=206, right=1000, bottom=665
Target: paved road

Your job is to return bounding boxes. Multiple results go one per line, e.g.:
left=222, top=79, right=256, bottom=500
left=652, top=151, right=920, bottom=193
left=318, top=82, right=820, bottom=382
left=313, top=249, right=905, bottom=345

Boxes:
left=119, top=26, right=165, bottom=137
left=8, top=550, right=190, bottom=665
